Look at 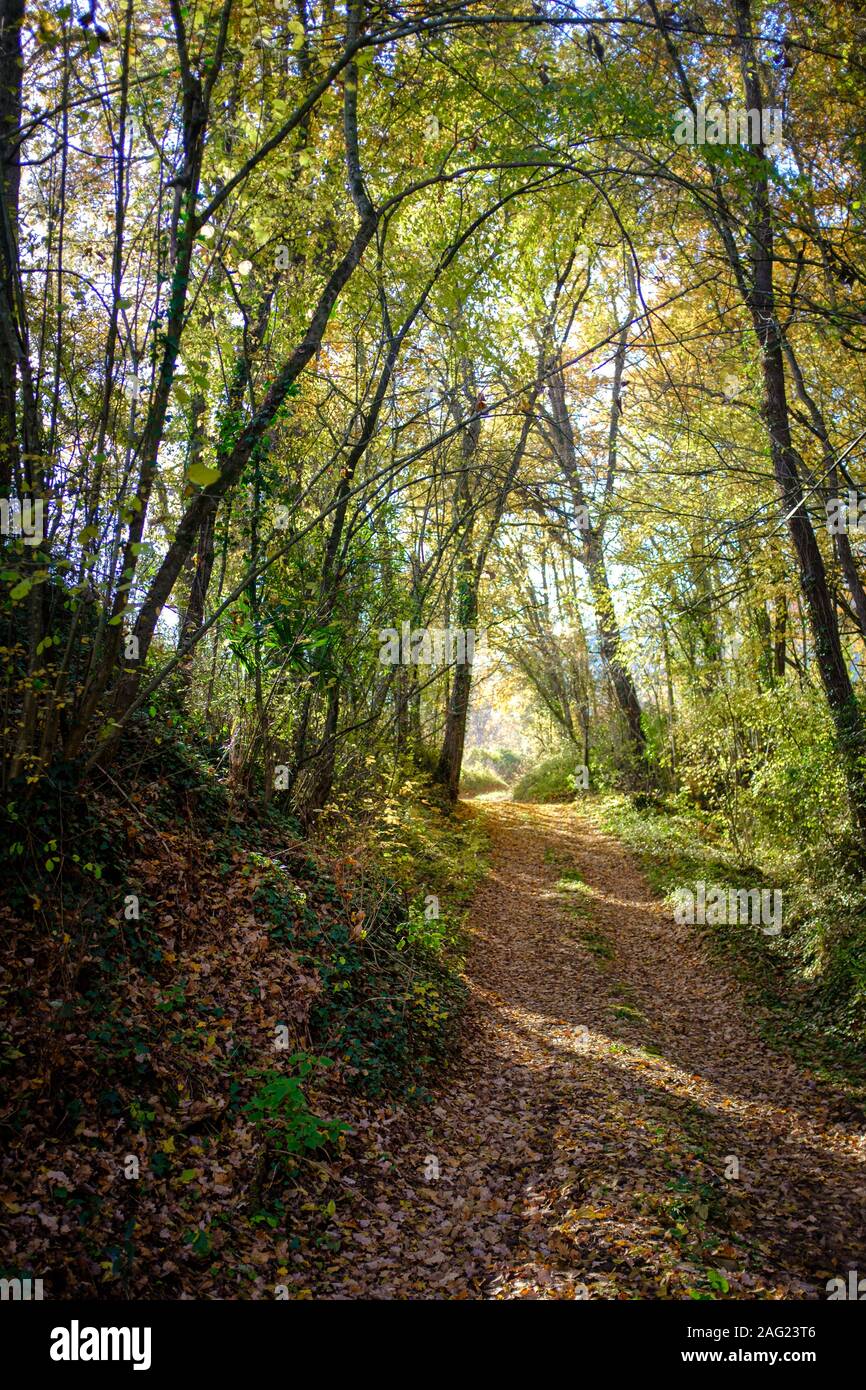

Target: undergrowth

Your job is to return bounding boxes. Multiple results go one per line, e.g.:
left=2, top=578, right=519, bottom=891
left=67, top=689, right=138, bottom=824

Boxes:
left=0, top=705, right=487, bottom=1296
left=512, top=751, right=582, bottom=803
left=585, top=793, right=866, bottom=1109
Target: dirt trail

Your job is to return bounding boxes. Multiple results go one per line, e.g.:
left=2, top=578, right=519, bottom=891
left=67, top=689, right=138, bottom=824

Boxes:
left=319, top=797, right=866, bottom=1299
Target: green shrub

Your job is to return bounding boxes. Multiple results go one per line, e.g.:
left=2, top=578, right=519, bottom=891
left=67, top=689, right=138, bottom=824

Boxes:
left=244, top=1057, right=347, bottom=1165
left=463, top=747, right=526, bottom=785
left=512, top=751, right=581, bottom=803
left=460, top=765, right=508, bottom=796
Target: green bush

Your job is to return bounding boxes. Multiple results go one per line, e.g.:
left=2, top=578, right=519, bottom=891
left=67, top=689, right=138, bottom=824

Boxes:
left=244, top=1058, right=347, bottom=1165
left=460, top=765, right=508, bottom=796
left=462, top=747, right=527, bottom=786
left=512, top=751, right=582, bottom=803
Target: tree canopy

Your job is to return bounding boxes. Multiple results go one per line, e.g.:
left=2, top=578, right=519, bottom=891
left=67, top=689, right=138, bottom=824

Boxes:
left=2, top=0, right=866, bottom=1319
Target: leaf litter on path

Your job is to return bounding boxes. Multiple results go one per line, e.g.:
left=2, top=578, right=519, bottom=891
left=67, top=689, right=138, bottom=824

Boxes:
left=309, top=799, right=866, bottom=1300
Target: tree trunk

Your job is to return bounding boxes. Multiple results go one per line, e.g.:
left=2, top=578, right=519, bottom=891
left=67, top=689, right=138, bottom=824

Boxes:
left=435, top=366, right=482, bottom=800
left=731, top=0, right=866, bottom=847
left=0, top=0, right=24, bottom=495
left=545, top=359, right=647, bottom=772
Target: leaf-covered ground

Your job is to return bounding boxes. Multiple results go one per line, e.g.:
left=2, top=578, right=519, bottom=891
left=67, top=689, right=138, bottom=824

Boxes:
left=303, top=797, right=866, bottom=1299
left=5, top=791, right=865, bottom=1300
left=0, top=754, right=476, bottom=1299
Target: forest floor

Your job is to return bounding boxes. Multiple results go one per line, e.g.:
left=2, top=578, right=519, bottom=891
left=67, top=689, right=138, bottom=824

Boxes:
left=310, top=795, right=866, bottom=1299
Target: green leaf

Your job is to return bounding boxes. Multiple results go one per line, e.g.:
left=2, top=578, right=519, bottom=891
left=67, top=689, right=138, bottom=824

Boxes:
left=188, top=462, right=221, bottom=488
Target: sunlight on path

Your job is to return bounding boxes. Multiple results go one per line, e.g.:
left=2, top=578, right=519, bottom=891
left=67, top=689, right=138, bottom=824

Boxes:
left=318, top=798, right=866, bottom=1300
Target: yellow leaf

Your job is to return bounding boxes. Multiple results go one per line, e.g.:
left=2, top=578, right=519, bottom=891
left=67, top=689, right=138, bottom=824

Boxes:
left=188, top=462, right=221, bottom=488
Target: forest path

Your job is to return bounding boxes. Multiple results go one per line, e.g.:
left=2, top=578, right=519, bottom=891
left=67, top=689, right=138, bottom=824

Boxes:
left=321, top=797, right=866, bottom=1299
